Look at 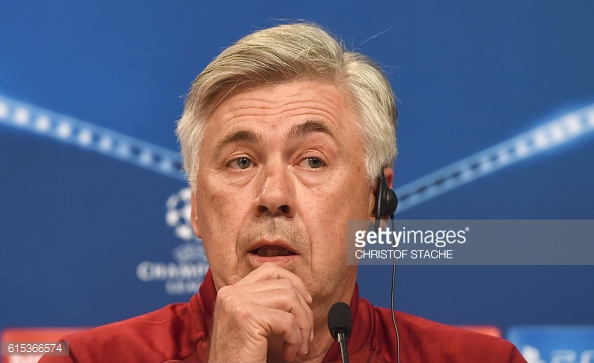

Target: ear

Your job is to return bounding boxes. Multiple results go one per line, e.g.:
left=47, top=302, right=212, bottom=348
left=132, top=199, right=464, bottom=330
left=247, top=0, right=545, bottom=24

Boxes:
left=368, top=166, right=396, bottom=218
left=383, top=166, right=394, bottom=189
left=368, top=181, right=377, bottom=219
left=190, top=191, right=202, bottom=239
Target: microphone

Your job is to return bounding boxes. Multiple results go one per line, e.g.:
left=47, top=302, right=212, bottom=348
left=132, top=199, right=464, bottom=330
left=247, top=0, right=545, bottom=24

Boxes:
left=328, top=302, right=352, bottom=363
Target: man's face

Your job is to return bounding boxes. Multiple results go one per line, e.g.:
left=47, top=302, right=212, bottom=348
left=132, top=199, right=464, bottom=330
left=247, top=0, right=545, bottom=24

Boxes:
left=191, top=80, right=375, bottom=309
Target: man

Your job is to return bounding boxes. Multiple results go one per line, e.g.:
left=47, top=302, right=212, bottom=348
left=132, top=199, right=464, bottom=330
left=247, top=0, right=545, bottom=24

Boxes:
left=40, top=23, right=526, bottom=363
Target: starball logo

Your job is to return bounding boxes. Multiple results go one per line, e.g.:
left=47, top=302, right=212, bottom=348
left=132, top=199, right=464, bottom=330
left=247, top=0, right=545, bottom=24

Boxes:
left=135, top=187, right=209, bottom=295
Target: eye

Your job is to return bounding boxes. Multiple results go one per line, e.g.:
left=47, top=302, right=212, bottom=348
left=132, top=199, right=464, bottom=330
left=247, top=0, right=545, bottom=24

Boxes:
left=301, top=157, right=325, bottom=169
left=228, top=157, right=253, bottom=170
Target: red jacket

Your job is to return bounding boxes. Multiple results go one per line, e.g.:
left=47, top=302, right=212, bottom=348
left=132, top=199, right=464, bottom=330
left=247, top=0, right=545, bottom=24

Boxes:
left=39, top=269, right=526, bottom=362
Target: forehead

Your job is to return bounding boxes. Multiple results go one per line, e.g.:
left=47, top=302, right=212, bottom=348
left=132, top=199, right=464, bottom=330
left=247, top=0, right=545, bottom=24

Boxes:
left=205, top=81, right=356, bottom=136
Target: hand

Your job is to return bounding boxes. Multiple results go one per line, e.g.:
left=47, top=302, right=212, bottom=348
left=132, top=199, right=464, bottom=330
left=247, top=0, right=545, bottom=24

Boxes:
left=208, top=263, right=314, bottom=363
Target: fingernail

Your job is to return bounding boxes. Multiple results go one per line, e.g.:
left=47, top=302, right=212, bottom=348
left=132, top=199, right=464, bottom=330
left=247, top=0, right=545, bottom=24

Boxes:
left=310, top=331, right=315, bottom=342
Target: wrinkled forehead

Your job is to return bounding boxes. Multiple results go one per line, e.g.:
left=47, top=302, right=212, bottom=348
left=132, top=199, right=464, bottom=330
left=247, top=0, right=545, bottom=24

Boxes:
left=199, top=81, right=364, bottom=158
left=202, top=78, right=356, bottom=122
left=207, top=81, right=357, bottom=130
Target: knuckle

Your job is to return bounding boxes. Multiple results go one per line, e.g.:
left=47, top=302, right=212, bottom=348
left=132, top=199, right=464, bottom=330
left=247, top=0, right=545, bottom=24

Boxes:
left=285, top=314, right=297, bottom=328
left=216, top=287, right=240, bottom=311
left=262, top=262, right=277, bottom=272
left=283, top=287, right=301, bottom=303
left=216, top=286, right=232, bottom=302
left=216, top=291, right=254, bottom=323
left=233, top=305, right=252, bottom=321
left=278, top=279, right=294, bottom=290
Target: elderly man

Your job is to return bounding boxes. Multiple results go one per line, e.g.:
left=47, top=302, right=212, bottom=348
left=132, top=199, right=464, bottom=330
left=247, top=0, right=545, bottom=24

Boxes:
left=40, top=23, right=526, bottom=363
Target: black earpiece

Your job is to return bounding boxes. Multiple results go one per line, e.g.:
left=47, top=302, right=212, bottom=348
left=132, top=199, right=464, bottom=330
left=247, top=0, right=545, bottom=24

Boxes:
left=374, top=169, right=398, bottom=219
left=374, top=169, right=402, bottom=363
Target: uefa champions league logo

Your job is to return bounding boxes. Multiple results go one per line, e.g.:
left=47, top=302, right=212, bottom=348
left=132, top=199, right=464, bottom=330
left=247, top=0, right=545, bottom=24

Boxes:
left=165, top=187, right=208, bottom=264
left=136, top=187, right=209, bottom=295
left=165, top=187, right=197, bottom=242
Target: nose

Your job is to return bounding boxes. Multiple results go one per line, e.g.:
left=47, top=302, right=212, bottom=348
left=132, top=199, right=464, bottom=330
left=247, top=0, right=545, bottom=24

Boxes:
left=254, top=162, right=296, bottom=218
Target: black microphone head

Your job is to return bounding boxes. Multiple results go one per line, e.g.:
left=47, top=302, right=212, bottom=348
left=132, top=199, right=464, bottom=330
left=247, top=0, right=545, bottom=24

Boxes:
left=327, top=302, right=353, bottom=340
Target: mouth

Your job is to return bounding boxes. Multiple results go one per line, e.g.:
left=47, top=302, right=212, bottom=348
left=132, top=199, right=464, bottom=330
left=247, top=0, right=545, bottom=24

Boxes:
left=251, top=246, right=297, bottom=258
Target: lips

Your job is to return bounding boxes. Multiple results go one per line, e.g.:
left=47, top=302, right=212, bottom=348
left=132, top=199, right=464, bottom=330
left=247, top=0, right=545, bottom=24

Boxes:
left=252, top=246, right=297, bottom=257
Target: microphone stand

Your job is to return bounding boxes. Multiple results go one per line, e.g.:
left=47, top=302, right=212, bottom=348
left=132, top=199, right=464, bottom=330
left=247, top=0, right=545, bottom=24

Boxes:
left=337, top=330, right=349, bottom=363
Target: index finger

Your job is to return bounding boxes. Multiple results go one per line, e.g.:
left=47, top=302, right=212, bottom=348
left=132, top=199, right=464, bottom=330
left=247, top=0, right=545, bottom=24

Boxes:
left=237, top=262, right=313, bottom=304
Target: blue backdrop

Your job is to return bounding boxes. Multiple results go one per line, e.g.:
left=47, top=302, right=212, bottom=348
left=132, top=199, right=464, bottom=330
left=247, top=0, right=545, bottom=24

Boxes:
left=1, top=0, right=593, bottom=341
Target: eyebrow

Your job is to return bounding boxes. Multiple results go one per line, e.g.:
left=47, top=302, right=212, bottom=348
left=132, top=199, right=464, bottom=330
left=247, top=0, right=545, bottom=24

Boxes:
left=215, top=119, right=336, bottom=154
left=286, top=120, right=336, bottom=141
left=217, top=129, right=260, bottom=148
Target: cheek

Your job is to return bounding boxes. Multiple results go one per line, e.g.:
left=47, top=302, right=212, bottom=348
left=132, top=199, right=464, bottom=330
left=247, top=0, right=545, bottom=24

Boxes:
left=306, top=176, right=372, bottom=268
left=198, top=171, right=248, bottom=217
left=305, top=180, right=370, bottom=252
left=194, top=183, right=244, bottom=254
left=313, top=173, right=371, bottom=219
